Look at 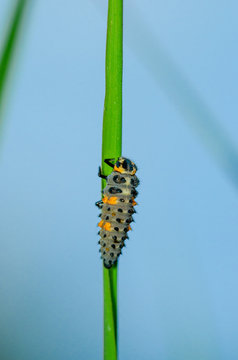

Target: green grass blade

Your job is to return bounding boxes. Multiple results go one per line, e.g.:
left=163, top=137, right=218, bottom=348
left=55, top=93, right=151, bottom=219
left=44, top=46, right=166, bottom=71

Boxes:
left=102, top=0, right=123, bottom=359
left=92, top=0, right=238, bottom=186
left=103, top=266, right=118, bottom=360
left=0, top=0, right=28, bottom=128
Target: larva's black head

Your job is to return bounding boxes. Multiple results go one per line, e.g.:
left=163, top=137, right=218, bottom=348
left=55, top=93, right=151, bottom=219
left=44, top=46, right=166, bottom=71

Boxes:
left=114, top=157, right=137, bottom=175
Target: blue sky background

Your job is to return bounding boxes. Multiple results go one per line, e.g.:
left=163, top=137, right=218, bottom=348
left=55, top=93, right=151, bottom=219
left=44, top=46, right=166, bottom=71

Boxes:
left=0, top=0, right=238, bottom=359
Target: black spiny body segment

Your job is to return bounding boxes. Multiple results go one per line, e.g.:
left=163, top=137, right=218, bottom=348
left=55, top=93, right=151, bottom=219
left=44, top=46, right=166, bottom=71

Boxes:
left=96, top=157, right=139, bottom=268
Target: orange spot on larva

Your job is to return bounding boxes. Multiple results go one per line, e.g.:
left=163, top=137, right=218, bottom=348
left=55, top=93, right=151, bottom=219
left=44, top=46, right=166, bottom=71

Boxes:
left=132, top=199, right=137, bottom=206
left=114, top=166, right=124, bottom=173
left=103, top=196, right=108, bottom=203
left=103, top=222, right=112, bottom=231
left=105, top=247, right=109, bottom=252
left=98, top=220, right=104, bottom=228
left=107, top=197, right=118, bottom=205
left=128, top=225, right=132, bottom=231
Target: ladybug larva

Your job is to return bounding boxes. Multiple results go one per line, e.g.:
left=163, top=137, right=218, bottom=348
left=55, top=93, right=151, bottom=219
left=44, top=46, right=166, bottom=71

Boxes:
left=96, top=157, right=139, bottom=268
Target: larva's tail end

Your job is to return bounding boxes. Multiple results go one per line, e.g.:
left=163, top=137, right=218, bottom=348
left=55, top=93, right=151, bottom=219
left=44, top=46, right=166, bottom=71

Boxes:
left=103, top=261, right=112, bottom=269
left=103, top=259, right=118, bottom=269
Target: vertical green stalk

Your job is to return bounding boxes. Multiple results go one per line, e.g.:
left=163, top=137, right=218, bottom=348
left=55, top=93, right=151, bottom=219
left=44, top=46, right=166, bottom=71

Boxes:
left=0, top=0, right=28, bottom=130
left=101, top=0, right=123, bottom=359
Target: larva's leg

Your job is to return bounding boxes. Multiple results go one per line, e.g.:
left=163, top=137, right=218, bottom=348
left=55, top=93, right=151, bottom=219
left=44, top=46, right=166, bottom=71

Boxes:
left=98, top=166, right=107, bottom=180
left=95, top=200, right=103, bottom=209
left=104, top=158, right=115, bottom=168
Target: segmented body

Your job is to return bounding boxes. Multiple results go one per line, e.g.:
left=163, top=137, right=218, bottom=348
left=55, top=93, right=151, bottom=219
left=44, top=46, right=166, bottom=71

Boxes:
left=97, top=157, right=139, bottom=268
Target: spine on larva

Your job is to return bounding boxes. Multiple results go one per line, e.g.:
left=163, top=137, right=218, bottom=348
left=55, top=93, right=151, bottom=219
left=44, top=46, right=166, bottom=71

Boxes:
left=97, top=157, right=139, bottom=268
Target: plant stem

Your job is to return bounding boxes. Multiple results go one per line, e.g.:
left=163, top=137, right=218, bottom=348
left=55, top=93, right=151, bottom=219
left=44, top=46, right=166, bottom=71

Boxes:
left=101, top=0, right=123, bottom=359
left=0, top=0, right=28, bottom=129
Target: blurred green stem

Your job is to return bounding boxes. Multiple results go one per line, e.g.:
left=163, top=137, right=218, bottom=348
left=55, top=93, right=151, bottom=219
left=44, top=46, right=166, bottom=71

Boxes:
left=101, top=0, right=123, bottom=359
left=0, top=0, right=28, bottom=129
